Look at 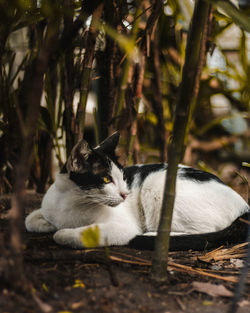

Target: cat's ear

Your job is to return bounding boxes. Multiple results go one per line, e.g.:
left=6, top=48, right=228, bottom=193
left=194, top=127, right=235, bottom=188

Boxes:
left=95, top=131, right=120, bottom=157
left=66, top=139, right=91, bottom=173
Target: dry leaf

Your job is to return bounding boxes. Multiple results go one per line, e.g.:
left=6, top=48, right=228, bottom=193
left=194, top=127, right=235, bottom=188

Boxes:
left=32, top=292, right=53, bottom=313
left=192, top=281, right=233, bottom=297
left=229, top=258, right=244, bottom=269
left=71, top=301, right=85, bottom=309
left=238, top=300, right=250, bottom=308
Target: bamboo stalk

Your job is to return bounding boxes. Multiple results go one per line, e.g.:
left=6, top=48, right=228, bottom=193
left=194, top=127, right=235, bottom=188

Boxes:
left=114, top=2, right=143, bottom=120
left=151, top=0, right=211, bottom=282
left=126, top=0, right=163, bottom=163
left=61, top=1, right=75, bottom=157
left=127, top=55, right=146, bottom=164
left=151, top=26, right=167, bottom=162
left=127, top=98, right=140, bottom=165
left=75, top=2, right=104, bottom=142
left=140, top=0, right=163, bottom=54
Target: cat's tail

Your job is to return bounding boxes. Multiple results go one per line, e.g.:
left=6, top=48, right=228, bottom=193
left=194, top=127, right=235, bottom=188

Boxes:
left=129, top=212, right=250, bottom=251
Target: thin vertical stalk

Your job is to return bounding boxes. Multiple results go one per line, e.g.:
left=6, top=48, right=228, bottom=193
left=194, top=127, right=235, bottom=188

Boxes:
left=93, top=107, right=99, bottom=145
left=127, top=55, right=145, bottom=164
left=141, top=0, right=163, bottom=54
left=126, top=0, right=163, bottom=162
left=151, top=26, right=167, bottom=162
left=62, top=0, right=75, bottom=157
left=151, top=0, right=211, bottom=281
left=114, top=2, right=142, bottom=119
left=76, top=2, right=104, bottom=142
left=114, top=58, right=131, bottom=118
left=62, top=52, right=75, bottom=157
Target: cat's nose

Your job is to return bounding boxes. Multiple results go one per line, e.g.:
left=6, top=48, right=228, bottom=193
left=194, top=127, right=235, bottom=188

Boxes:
left=120, top=192, right=128, bottom=200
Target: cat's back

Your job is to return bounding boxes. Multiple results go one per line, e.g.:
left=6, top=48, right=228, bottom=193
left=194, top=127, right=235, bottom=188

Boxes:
left=123, top=163, right=249, bottom=233
left=123, top=163, right=167, bottom=189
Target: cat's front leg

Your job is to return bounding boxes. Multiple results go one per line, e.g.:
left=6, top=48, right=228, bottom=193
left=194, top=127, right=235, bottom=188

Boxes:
left=53, top=227, right=85, bottom=248
left=25, top=209, right=57, bottom=233
left=53, top=222, right=140, bottom=248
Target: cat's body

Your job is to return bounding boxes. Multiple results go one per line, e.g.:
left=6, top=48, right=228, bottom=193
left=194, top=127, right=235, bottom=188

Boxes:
left=25, top=132, right=250, bottom=250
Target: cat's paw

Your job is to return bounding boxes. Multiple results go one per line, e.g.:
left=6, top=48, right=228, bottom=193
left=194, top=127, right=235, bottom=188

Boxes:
left=53, top=228, right=84, bottom=248
left=25, top=209, right=57, bottom=233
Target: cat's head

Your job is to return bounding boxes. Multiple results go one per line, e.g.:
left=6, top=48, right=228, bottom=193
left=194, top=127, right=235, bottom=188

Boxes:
left=61, top=132, right=129, bottom=207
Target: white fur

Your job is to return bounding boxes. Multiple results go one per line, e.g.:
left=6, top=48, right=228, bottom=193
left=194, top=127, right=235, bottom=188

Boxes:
left=140, top=171, right=248, bottom=234
left=25, top=164, right=249, bottom=248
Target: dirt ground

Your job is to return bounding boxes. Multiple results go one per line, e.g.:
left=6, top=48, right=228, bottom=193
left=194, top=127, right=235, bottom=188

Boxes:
left=0, top=190, right=250, bottom=313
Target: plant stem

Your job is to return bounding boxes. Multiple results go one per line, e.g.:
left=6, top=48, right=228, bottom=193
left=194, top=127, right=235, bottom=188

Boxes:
left=76, top=2, right=104, bottom=141
left=114, top=2, right=142, bottom=120
left=126, top=54, right=146, bottom=164
left=151, top=0, right=211, bottom=282
left=151, top=26, right=167, bottom=162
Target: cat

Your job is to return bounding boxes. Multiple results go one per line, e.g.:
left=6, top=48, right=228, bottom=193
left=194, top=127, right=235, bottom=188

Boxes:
left=25, top=132, right=250, bottom=251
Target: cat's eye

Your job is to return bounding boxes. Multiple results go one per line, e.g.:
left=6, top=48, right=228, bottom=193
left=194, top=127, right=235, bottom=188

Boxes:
left=103, top=176, right=112, bottom=184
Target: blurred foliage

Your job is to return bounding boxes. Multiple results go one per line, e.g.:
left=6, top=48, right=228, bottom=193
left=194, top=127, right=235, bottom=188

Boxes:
left=0, top=0, right=249, bottom=194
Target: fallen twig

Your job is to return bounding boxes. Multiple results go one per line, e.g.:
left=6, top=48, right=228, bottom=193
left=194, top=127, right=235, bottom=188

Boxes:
left=23, top=244, right=249, bottom=284
left=198, top=243, right=248, bottom=263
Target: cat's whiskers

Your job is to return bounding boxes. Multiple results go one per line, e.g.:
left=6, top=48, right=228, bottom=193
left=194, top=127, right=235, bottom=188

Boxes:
left=72, top=189, right=123, bottom=207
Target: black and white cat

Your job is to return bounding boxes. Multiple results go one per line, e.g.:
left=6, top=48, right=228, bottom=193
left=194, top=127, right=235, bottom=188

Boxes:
left=25, top=132, right=250, bottom=251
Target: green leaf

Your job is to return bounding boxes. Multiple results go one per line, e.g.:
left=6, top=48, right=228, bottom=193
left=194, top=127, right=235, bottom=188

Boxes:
left=242, top=162, right=250, bottom=168
left=81, top=226, right=100, bottom=248
left=240, top=30, right=248, bottom=74
left=101, top=23, right=135, bottom=57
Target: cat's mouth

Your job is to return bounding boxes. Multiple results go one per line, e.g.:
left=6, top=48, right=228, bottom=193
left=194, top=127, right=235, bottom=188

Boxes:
left=97, top=189, right=128, bottom=207
left=106, top=197, right=125, bottom=207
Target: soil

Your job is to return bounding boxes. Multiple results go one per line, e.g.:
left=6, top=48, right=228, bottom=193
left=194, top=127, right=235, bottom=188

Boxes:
left=0, top=191, right=249, bottom=313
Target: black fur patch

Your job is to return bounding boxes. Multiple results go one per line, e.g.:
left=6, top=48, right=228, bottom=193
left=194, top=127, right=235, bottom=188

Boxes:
left=123, top=164, right=223, bottom=189
left=123, top=164, right=167, bottom=188
left=86, top=152, right=111, bottom=176
left=69, top=171, right=106, bottom=189
left=123, top=166, right=140, bottom=188
left=179, top=167, right=224, bottom=184
left=68, top=149, right=112, bottom=189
